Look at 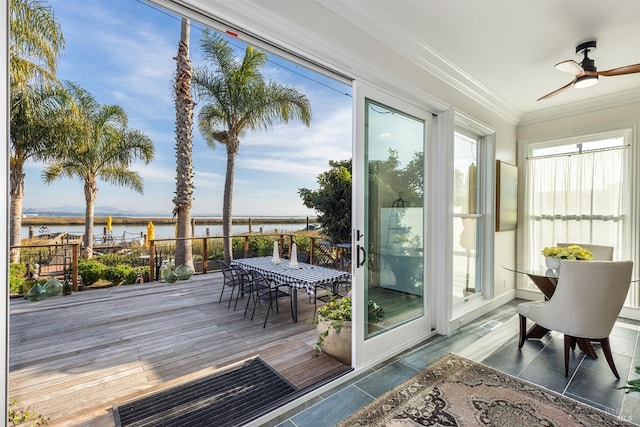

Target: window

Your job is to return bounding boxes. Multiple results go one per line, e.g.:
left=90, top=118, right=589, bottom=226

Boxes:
left=453, top=131, right=482, bottom=303
left=522, top=130, right=634, bottom=303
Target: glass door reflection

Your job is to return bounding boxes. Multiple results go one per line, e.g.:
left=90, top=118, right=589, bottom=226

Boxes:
left=365, top=99, right=425, bottom=339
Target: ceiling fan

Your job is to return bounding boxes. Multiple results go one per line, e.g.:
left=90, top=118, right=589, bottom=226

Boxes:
left=537, top=40, right=640, bottom=101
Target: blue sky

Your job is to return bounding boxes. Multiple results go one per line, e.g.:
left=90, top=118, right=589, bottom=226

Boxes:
left=22, top=0, right=353, bottom=217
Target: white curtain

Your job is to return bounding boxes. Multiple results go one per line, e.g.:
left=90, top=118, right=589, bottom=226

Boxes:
left=523, top=147, right=628, bottom=276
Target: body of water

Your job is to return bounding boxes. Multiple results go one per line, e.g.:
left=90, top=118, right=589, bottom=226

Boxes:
left=22, top=222, right=310, bottom=241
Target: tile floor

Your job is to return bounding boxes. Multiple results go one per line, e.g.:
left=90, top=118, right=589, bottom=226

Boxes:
left=272, top=299, right=640, bottom=426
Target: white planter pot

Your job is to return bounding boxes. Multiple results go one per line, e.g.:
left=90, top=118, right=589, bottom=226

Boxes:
left=317, top=319, right=352, bottom=365
left=545, top=256, right=561, bottom=270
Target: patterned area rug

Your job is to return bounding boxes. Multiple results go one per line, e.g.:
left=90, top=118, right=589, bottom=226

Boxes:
left=338, top=353, right=635, bottom=427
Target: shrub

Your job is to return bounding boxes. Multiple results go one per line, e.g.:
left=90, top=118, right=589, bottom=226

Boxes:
left=96, top=251, right=147, bottom=267
left=9, top=264, right=27, bottom=294
left=77, top=259, right=107, bottom=285
left=134, top=266, right=150, bottom=282
left=103, top=264, right=136, bottom=285
left=232, top=236, right=273, bottom=257
left=8, top=399, right=49, bottom=426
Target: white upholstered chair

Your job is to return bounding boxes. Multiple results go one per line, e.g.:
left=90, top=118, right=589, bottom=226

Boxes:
left=517, top=259, right=633, bottom=377
left=556, top=243, right=614, bottom=261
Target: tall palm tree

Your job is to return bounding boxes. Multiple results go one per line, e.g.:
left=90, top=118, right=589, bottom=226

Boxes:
left=9, top=0, right=64, bottom=262
left=9, top=84, right=67, bottom=262
left=43, top=82, right=155, bottom=258
left=172, top=17, right=194, bottom=267
left=192, top=32, right=312, bottom=262
left=9, top=0, right=64, bottom=87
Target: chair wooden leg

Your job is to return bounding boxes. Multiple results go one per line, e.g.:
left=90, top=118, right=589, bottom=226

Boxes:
left=599, top=337, right=620, bottom=378
left=518, top=314, right=527, bottom=349
left=563, top=334, right=572, bottom=377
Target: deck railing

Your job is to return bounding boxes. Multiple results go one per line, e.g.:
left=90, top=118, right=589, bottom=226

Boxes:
left=10, top=233, right=349, bottom=289
left=147, top=233, right=349, bottom=281
left=9, top=243, right=81, bottom=291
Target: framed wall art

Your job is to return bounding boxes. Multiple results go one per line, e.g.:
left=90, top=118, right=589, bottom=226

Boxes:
left=496, top=160, right=518, bottom=231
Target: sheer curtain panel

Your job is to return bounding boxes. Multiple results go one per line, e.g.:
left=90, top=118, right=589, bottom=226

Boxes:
left=524, top=147, right=628, bottom=276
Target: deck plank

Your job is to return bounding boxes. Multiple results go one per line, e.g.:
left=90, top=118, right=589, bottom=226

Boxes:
left=9, top=273, right=348, bottom=426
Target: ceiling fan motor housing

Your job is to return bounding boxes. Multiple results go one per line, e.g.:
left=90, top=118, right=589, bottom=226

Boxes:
left=577, top=40, right=597, bottom=72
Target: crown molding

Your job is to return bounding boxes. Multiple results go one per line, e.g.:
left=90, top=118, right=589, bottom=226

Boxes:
left=176, top=0, right=521, bottom=124
left=318, top=1, right=523, bottom=125
left=518, top=87, right=640, bottom=126
left=168, top=1, right=640, bottom=128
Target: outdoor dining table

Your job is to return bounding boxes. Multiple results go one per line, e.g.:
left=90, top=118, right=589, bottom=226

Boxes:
left=231, top=256, right=351, bottom=322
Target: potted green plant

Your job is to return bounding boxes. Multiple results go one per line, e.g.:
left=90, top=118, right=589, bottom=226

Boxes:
left=311, top=292, right=385, bottom=365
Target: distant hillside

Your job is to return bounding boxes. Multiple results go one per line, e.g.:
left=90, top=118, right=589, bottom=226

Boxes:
left=23, top=206, right=175, bottom=217
left=22, top=206, right=312, bottom=218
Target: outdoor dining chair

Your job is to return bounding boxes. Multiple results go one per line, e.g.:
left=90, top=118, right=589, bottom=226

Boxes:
left=217, top=260, right=242, bottom=308
left=310, top=279, right=347, bottom=315
left=230, top=264, right=252, bottom=311
left=248, top=269, right=292, bottom=328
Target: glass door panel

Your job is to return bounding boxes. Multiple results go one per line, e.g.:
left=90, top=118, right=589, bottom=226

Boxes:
left=354, top=82, right=432, bottom=367
left=365, top=99, right=425, bottom=337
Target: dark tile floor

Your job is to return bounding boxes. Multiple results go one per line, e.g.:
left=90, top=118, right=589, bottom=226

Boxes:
left=273, top=299, right=640, bottom=426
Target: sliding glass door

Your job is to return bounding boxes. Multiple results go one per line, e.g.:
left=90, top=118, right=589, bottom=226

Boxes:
left=353, top=82, right=432, bottom=367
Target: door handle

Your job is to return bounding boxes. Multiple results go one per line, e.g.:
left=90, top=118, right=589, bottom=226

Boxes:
left=355, top=229, right=366, bottom=268
left=356, top=245, right=366, bottom=268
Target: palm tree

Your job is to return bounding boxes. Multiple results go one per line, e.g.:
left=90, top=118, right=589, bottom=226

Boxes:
left=192, top=32, right=312, bottom=262
left=9, top=84, right=67, bottom=262
left=172, top=17, right=194, bottom=267
left=43, top=82, right=155, bottom=258
left=9, top=0, right=64, bottom=262
left=9, top=0, right=64, bottom=87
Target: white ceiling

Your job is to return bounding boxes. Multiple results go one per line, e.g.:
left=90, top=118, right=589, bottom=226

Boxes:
left=176, top=0, right=640, bottom=124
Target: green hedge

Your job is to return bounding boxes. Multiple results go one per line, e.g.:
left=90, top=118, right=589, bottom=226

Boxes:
left=77, top=260, right=107, bottom=285
left=9, top=264, right=27, bottom=294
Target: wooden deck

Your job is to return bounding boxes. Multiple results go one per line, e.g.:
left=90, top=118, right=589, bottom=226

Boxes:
left=8, top=273, right=349, bottom=426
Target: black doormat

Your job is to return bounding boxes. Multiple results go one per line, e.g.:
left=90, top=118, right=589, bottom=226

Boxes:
left=114, top=357, right=297, bottom=427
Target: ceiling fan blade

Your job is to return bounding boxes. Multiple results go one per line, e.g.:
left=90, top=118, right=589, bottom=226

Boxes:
left=537, top=79, right=576, bottom=101
left=554, top=60, right=584, bottom=76
left=594, top=63, right=640, bottom=77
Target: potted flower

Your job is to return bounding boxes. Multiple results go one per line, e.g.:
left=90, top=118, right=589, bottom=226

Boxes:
left=542, top=244, right=593, bottom=269
left=311, top=293, right=386, bottom=365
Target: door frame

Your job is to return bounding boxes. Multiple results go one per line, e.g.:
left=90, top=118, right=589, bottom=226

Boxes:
left=352, top=81, right=445, bottom=369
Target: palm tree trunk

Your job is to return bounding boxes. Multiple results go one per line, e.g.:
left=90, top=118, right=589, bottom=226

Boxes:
left=9, top=161, right=25, bottom=263
left=173, top=17, right=194, bottom=267
left=222, top=151, right=236, bottom=263
left=83, top=179, right=97, bottom=259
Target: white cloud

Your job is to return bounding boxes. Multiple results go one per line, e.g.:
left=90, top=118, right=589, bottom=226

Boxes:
left=25, top=0, right=353, bottom=217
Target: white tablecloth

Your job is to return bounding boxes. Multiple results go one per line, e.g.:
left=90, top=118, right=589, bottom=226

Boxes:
left=231, top=256, right=350, bottom=295
left=231, top=257, right=351, bottom=322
